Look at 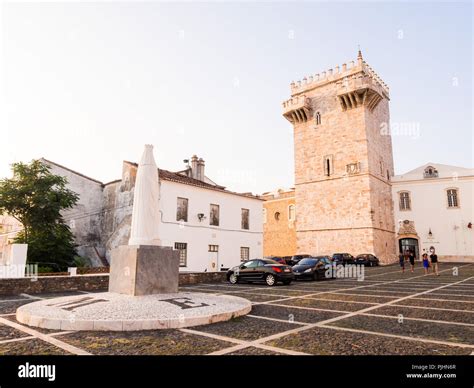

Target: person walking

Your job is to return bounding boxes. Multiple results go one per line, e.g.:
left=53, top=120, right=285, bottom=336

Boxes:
left=408, top=250, right=415, bottom=273
left=422, top=253, right=430, bottom=274
left=430, top=248, right=439, bottom=276
left=399, top=251, right=405, bottom=273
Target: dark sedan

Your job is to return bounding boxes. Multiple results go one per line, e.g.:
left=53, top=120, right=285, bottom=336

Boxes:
left=332, top=253, right=355, bottom=266
left=292, top=256, right=334, bottom=281
left=288, top=254, right=311, bottom=266
left=227, top=259, right=294, bottom=286
left=355, top=254, right=380, bottom=267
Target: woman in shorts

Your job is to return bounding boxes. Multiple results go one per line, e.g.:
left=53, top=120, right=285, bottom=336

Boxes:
left=422, top=253, right=430, bottom=274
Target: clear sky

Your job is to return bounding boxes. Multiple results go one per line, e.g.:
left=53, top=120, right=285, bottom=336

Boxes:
left=1, top=1, right=472, bottom=194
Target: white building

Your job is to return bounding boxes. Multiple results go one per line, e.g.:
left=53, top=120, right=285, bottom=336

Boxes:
left=39, top=155, right=263, bottom=272
left=392, top=163, right=474, bottom=262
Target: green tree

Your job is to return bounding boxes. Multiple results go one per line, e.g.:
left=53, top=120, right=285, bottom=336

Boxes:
left=0, top=160, right=79, bottom=270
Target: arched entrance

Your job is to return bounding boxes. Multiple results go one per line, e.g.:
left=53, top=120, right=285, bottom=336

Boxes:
left=397, top=220, right=420, bottom=259
left=399, top=238, right=419, bottom=259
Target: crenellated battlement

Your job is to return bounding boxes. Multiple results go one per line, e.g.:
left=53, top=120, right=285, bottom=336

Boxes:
left=282, top=95, right=312, bottom=124
left=289, top=51, right=389, bottom=97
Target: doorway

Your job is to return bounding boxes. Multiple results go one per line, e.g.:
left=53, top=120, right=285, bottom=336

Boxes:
left=399, top=238, right=419, bottom=259
left=208, top=244, right=219, bottom=272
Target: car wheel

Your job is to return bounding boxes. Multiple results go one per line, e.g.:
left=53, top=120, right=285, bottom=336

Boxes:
left=229, top=273, right=238, bottom=284
left=265, top=274, right=276, bottom=286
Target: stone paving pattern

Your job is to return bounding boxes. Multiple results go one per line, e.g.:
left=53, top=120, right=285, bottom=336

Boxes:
left=0, top=263, right=472, bottom=355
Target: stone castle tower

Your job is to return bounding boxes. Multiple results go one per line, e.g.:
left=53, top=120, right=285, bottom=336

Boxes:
left=282, top=51, right=396, bottom=263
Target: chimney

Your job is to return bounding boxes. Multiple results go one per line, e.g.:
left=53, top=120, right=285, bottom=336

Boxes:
left=190, top=155, right=198, bottom=179
left=197, top=158, right=205, bottom=181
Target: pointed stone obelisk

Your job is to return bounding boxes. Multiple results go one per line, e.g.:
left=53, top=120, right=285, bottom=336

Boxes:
left=108, top=145, right=179, bottom=296
left=129, top=144, right=161, bottom=246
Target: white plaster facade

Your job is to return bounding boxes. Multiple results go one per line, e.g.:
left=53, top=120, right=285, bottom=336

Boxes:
left=38, top=157, right=263, bottom=272
left=158, top=180, right=263, bottom=272
left=392, top=163, right=474, bottom=261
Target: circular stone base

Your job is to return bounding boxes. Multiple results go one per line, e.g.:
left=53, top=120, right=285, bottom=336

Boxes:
left=16, top=292, right=251, bottom=331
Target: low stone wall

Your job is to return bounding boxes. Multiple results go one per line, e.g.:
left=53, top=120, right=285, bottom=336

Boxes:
left=179, top=271, right=227, bottom=285
left=0, top=274, right=109, bottom=296
left=0, top=271, right=227, bottom=296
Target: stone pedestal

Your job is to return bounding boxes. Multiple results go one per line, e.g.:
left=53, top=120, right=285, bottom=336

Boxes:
left=109, top=245, right=179, bottom=296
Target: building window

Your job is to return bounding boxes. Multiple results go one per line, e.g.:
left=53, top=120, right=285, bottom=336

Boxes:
left=210, top=204, right=220, bottom=226
left=274, top=211, right=281, bottom=221
left=241, top=208, right=249, bottom=230
left=240, top=247, right=250, bottom=262
left=315, top=111, right=321, bottom=125
left=174, top=242, right=187, bottom=267
left=380, top=160, right=384, bottom=176
left=386, top=170, right=390, bottom=180
left=263, top=208, right=267, bottom=224
left=176, top=197, right=188, bottom=222
left=323, top=155, right=333, bottom=177
left=423, top=166, right=439, bottom=178
left=208, top=244, right=219, bottom=252
left=399, top=191, right=411, bottom=211
left=447, top=189, right=459, bottom=208
left=288, top=204, right=296, bottom=222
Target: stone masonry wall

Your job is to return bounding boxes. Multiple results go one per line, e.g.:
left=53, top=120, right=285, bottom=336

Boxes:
left=263, top=193, right=297, bottom=256
left=288, top=58, right=397, bottom=264
left=0, top=272, right=227, bottom=295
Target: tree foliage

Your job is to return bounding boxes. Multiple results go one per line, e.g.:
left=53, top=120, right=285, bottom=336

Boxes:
left=0, top=160, right=79, bottom=270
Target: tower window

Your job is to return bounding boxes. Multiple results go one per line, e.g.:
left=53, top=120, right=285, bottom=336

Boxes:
left=274, top=212, right=281, bottom=221
left=447, top=189, right=459, bottom=208
left=288, top=204, right=296, bottom=222
left=315, top=111, right=321, bottom=126
left=324, top=155, right=333, bottom=177
left=399, top=191, right=411, bottom=211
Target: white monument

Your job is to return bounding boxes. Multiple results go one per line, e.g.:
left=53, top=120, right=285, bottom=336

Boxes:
left=16, top=145, right=251, bottom=331
left=108, top=144, right=179, bottom=295
left=128, top=144, right=161, bottom=246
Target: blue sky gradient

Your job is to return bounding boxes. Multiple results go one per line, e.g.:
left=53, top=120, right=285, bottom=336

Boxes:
left=1, top=1, right=472, bottom=193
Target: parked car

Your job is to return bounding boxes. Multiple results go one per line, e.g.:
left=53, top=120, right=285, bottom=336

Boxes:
left=227, top=259, right=294, bottom=286
left=288, top=254, right=311, bottom=266
left=331, top=253, right=355, bottom=266
left=292, top=257, right=323, bottom=280
left=282, top=256, right=293, bottom=265
left=266, top=256, right=287, bottom=265
left=355, top=254, right=380, bottom=267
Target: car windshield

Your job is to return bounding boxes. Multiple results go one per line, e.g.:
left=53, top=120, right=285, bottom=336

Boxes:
left=298, top=258, right=317, bottom=265
left=333, top=254, right=343, bottom=259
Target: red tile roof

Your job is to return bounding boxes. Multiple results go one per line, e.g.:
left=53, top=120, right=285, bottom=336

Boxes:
left=120, top=161, right=263, bottom=200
